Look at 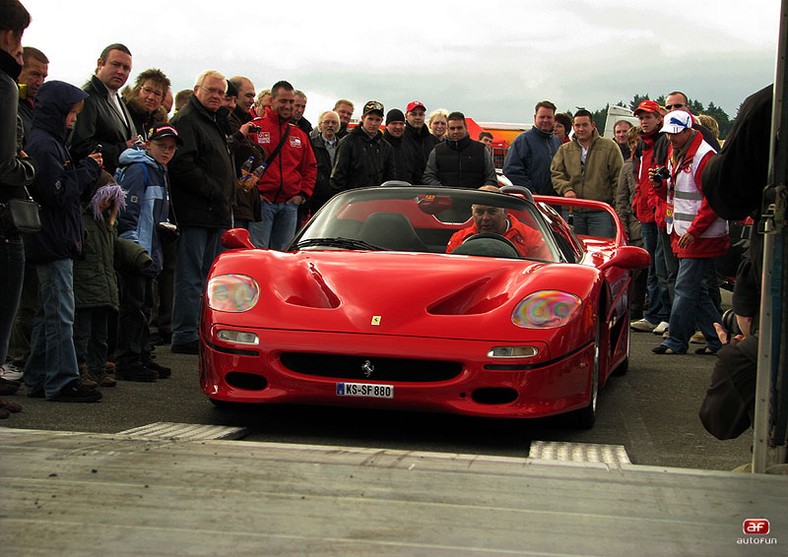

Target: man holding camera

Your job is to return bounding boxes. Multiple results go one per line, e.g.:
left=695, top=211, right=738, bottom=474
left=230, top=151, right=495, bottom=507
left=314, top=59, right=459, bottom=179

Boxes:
left=651, top=110, right=727, bottom=356
left=630, top=100, right=671, bottom=334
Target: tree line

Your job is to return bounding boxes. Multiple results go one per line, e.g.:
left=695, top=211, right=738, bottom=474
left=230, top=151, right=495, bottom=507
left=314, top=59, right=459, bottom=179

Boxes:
left=582, top=94, right=736, bottom=139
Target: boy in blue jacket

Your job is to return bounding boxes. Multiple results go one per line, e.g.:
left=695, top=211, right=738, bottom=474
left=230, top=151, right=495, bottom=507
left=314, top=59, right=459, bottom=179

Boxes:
left=114, top=123, right=180, bottom=381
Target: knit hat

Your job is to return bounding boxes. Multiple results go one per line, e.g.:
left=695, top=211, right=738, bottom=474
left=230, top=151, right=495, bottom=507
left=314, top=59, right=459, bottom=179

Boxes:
left=386, top=108, right=405, bottom=125
left=225, top=79, right=238, bottom=98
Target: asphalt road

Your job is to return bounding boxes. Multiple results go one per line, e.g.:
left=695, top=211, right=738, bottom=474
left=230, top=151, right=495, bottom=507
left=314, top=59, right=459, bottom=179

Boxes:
left=2, top=310, right=752, bottom=472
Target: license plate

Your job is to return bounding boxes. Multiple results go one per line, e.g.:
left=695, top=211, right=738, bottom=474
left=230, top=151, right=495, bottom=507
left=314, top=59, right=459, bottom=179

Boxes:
left=336, top=382, right=394, bottom=399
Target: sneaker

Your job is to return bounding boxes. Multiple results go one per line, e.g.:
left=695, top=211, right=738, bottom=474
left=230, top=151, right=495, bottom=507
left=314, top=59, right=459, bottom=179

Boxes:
left=653, top=321, right=670, bottom=335
left=171, top=340, right=199, bottom=355
left=85, top=368, right=117, bottom=388
left=78, top=363, right=98, bottom=388
left=663, top=329, right=670, bottom=339
left=50, top=379, right=102, bottom=403
left=115, top=364, right=158, bottom=383
left=631, top=318, right=658, bottom=332
left=144, top=360, right=171, bottom=379
left=0, top=362, right=24, bottom=382
left=690, top=330, right=706, bottom=344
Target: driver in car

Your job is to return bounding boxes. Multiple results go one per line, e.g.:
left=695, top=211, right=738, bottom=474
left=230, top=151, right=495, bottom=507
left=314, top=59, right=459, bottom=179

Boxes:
left=446, top=186, right=549, bottom=259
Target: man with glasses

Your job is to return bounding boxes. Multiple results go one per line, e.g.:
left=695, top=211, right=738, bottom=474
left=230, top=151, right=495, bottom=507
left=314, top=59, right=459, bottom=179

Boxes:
left=664, top=91, right=721, bottom=152
left=167, top=70, right=235, bottom=354
left=123, top=68, right=170, bottom=139
left=333, top=99, right=354, bottom=139
left=69, top=43, right=136, bottom=173
left=308, top=110, right=341, bottom=215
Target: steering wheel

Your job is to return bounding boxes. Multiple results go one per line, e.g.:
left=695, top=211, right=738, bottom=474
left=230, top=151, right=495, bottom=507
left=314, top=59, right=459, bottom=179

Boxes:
left=454, top=233, right=520, bottom=258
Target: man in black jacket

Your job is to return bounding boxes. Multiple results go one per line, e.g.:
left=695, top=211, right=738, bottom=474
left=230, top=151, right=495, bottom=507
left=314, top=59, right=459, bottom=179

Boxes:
left=330, top=100, right=396, bottom=193
left=422, top=111, right=497, bottom=189
left=68, top=43, right=136, bottom=173
left=383, top=108, right=419, bottom=184
left=168, top=70, right=235, bottom=354
left=402, top=100, right=438, bottom=182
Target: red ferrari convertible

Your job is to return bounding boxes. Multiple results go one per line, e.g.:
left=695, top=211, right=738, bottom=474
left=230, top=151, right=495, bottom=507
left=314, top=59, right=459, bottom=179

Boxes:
left=199, top=185, right=649, bottom=428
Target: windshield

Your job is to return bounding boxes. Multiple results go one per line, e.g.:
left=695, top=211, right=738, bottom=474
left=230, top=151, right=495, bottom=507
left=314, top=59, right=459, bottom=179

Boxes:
left=292, top=187, right=563, bottom=262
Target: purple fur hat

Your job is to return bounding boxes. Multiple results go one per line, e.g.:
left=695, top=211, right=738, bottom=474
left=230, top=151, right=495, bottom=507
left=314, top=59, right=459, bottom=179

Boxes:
left=90, top=171, right=127, bottom=222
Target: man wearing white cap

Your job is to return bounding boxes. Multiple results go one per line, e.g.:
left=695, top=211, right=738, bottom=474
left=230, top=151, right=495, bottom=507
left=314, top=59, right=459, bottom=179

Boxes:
left=651, top=110, right=728, bottom=356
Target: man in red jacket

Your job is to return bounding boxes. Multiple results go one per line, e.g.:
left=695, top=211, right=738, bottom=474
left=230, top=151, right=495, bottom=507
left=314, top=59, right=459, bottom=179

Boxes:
left=630, top=99, right=671, bottom=335
left=446, top=187, right=550, bottom=260
left=651, top=111, right=727, bottom=355
left=247, top=80, right=316, bottom=249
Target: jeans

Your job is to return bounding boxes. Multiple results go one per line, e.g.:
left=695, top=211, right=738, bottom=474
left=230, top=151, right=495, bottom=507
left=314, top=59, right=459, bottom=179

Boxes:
left=663, top=257, right=722, bottom=353
left=565, top=210, right=615, bottom=239
left=171, top=226, right=224, bottom=346
left=73, top=306, right=110, bottom=374
left=658, top=228, right=678, bottom=304
left=0, top=234, right=25, bottom=365
left=642, top=222, right=670, bottom=323
left=249, top=201, right=298, bottom=250
left=24, top=259, right=80, bottom=398
left=8, top=257, right=38, bottom=365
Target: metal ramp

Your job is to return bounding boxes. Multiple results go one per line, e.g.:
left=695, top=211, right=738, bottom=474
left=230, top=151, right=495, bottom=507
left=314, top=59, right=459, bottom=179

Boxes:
left=1, top=427, right=785, bottom=556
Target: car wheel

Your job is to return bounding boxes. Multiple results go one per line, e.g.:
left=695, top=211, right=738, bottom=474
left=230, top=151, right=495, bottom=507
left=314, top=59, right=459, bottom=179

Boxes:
left=572, top=315, right=602, bottom=429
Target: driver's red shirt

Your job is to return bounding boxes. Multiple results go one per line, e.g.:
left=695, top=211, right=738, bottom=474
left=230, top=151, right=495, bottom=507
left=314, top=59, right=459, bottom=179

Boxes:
left=446, top=216, right=550, bottom=259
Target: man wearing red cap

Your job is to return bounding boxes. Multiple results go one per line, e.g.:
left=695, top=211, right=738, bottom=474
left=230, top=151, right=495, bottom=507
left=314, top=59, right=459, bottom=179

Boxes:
left=630, top=99, right=671, bottom=334
left=403, top=100, right=438, bottom=183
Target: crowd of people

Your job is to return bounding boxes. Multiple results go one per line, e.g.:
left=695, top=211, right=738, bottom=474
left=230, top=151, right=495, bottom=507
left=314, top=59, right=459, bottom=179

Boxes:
left=0, top=0, right=761, bottom=437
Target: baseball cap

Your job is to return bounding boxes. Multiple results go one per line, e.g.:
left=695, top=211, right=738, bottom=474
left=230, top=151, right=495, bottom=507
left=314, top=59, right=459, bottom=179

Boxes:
left=386, top=108, right=405, bottom=125
left=148, top=123, right=183, bottom=145
left=406, top=100, right=426, bottom=113
left=633, top=99, right=662, bottom=116
left=363, top=100, right=384, bottom=116
left=660, top=110, right=693, bottom=134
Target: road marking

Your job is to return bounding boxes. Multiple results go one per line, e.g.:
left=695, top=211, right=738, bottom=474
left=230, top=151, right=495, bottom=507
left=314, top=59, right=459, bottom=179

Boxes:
left=118, top=422, right=249, bottom=441
left=528, top=440, right=631, bottom=465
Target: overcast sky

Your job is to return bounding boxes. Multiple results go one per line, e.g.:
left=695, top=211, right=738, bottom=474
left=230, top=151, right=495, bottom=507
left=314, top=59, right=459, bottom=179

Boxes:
left=20, top=0, right=780, bottom=124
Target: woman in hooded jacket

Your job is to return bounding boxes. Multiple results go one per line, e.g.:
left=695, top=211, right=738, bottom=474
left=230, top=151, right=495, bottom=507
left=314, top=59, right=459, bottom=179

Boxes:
left=22, top=80, right=104, bottom=402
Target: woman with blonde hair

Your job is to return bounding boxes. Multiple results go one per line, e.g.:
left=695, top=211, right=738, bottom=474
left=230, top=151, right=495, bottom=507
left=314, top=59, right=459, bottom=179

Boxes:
left=428, top=109, right=449, bottom=141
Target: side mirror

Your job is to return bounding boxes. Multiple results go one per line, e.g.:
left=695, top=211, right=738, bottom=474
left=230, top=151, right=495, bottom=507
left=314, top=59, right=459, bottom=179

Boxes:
left=221, top=228, right=255, bottom=250
left=599, top=245, right=651, bottom=271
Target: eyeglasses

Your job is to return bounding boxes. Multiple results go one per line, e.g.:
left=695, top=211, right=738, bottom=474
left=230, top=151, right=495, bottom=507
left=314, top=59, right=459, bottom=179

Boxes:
left=665, top=103, right=686, bottom=110
left=198, top=85, right=225, bottom=96
left=140, top=86, right=164, bottom=99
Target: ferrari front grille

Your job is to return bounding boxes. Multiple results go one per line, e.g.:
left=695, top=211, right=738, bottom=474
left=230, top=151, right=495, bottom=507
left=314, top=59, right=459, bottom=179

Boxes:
left=280, top=353, right=462, bottom=382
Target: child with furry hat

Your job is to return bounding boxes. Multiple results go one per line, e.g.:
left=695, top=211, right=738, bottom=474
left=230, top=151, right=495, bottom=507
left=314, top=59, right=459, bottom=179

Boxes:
left=72, top=172, right=127, bottom=388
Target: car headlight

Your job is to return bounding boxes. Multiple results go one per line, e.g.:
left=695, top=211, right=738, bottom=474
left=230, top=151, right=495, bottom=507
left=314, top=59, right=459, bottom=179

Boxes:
left=206, top=274, right=259, bottom=312
left=512, top=290, right=582, bottom=329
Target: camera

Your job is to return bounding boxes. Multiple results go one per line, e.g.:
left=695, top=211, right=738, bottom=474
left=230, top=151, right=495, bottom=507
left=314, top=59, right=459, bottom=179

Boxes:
left=721, top=309, right=742, bottom=338
left=248, top=125, right=261, bottom=133
left=652, top=166, right=670, bottom=185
